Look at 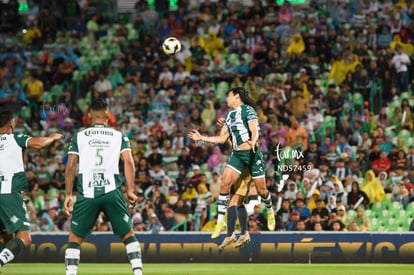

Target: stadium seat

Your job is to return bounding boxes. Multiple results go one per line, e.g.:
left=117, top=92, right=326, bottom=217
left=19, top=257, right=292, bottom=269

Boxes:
left=227, top=53, right=239, bottom=66
left=395, top=216, right=410, bottom=231
left=266, top=73, right=279, bottom=84
left=389, top=201, right=403, bottom=216
left=371, top=202, right=385, bottom=212
left=18, top=106, right=32, bottom=120
left=370, top=218, right=382, bottom=232
left=389, top=100, right=401, bottom=113
left=385, top=218, right=398, bottom=231
left=385, top=193, right=393, bottom=201
left=381, top=209, right=391, bottom=221
left=347, top=209, right=356, bottom=220
left=377, top=225, right=386, bottom=232
left=241, top=53, right=251, bottom=63
left=399, top=209, right=407, bottom=218
left=406, top=202, right=414, bottom=216
left=215, top=81, right=229, bottom=102
left=400, top=91, right=412, bottom=100
left=365, top=209, right=373, bottom=218
left=397, top=129, right=411, bottom=140
left=353, top=93, right=364, bottom=109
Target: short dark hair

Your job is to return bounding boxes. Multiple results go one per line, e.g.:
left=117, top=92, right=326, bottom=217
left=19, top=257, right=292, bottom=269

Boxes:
left=0, top=110, right=14, bottom=128
left=90, top=100, right=108, bottom=111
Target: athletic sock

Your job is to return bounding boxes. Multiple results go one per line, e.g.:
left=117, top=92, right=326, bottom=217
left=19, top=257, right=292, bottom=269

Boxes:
left=261, top=192, right=274, bottom=214
left=237, top=205, right=248, bottom=235
left=226, top=206, right=238, bottom=237
left=65, top=242, right=81, bottom=275
left=0, top=242, right=5, bottom=252
left=0, top=238, right=25, bottom=267
left=124, top=236, right=142, bottom=275
left=217, top=193, right=230, bottom=223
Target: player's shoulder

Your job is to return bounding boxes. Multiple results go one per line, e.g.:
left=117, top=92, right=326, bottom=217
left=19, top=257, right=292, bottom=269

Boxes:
left=13, top=132, right=31, bottom=140
left=246, top=104, right=256, bottom=109
left=243, top=104, right=256, bottom=113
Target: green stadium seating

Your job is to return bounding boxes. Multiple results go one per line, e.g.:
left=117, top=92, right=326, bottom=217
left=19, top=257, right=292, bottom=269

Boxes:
left=406, top=202, right=414, bottom=216
left=347, top=209, right=356, bottom=221
left=370, top=218, right=382, bottom=232
left=241, top=53, right=251, bottom=63
left=227, top=53, right=239, bottom=66
left=371, top=202, right=385, bottom=212
left=353, top=93, right=364, bottom=109
left=389, top=201, right=403, bottom=217
left=365, top=209, right=374, bottom=219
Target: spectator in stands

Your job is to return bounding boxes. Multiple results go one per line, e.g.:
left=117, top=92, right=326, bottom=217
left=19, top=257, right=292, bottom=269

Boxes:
left=308, top=106, right=323, bottom=131
left=325, top=85, right=344, bottom=126
left=285, top=116, right=309, bottom=150
left=292, top=198, right=310, bottom=222
left=361, top=170, right=386, bottom=205
left=26, top=74, right=44, bottom=105
left=372, top=151, right=392, bottom=175
left=353, top=207, right=371, bottom=232
left=286, top=90, right=309, bottom=119
left=86, top=14, right=99, bottom=48
left=286, top=210, right=301, bottom=231
left=391, top=45, right=411, bottom=95
left=94, top=72, right=112, bottom=99
left=311, top=199, right=329, bottom=224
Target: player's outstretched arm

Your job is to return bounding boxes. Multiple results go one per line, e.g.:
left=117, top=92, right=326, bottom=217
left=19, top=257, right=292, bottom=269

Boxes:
left=122, top=150, right=137, bottom=206
left=64, top=154, right=78, bottom=216
left=188, top=127, right=230, bottom=144
left=27, top=133, right=63, bottom=150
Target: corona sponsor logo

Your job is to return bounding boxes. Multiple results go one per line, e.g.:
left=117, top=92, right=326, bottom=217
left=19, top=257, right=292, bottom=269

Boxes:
left=85, top=130, right=114, bottom=137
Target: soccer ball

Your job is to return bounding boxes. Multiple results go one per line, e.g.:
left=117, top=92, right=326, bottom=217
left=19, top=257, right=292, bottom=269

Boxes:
left=162, top=37, right=182, bottom=56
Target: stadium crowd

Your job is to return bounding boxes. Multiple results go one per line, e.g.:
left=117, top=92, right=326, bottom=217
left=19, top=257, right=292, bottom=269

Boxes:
left=0, top=0, right=414, bottom=234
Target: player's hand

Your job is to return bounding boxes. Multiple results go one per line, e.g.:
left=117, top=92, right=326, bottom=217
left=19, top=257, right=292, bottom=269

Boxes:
left=127, top=191, right=138, bottom=206
left=248, top=140, right=256, bottom=153
left=216, top=118, right=225, bottom=130
left=188, top=129, right=201, bottom=141
left=49, top=133, right=64, bottom=141
left=64, top=195, right=73, bottom=217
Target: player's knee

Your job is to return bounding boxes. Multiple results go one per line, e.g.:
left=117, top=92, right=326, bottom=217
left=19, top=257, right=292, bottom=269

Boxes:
left=222, top=182, right=232, bottom=193
left=120, top=230, right=135, bottom=241
left=256, top=187, right=268, bottom=197
left=24, top=235, right=32, bottom=246
left=16, top=231, right=31, bottom=246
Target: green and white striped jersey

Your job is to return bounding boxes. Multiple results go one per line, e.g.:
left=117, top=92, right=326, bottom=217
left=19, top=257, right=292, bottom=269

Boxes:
left=68, top=124, right=131, bottom=198
left=223, top=104, right=258, bottom=149
left=0, top=133, right=31, bottom=194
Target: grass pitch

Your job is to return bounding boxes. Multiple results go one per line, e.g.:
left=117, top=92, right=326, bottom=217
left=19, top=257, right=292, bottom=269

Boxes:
left=1, top=263, right=412, bottom=274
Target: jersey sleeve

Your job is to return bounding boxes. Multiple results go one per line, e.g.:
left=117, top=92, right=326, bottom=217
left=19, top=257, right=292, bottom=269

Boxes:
left=245, top=105, right=258, bottom=122
left=14, top=133, right=32, bottom=149
left=121, top=133, right=131, bottom=153
left=68, top=133, right=79, bottom=155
